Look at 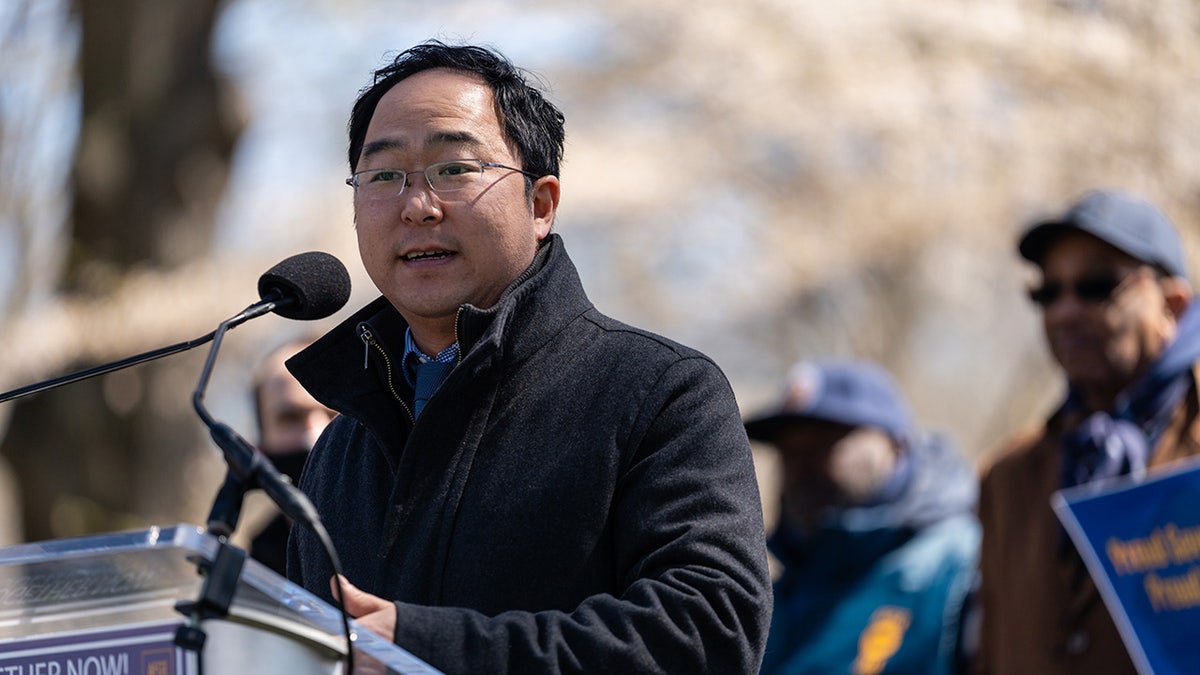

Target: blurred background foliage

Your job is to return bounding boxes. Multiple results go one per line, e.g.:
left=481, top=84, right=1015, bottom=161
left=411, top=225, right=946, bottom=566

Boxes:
left=0, top=0, right=1197, bottom=544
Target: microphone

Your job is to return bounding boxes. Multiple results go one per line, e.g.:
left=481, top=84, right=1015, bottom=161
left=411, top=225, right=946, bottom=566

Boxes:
left=0, top=251, right=351, bottom=404
left=257, top=250, right=352, bottom=321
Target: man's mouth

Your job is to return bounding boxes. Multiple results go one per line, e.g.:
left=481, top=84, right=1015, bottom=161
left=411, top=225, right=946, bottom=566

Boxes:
left=401, top=249, right=456, bottom=262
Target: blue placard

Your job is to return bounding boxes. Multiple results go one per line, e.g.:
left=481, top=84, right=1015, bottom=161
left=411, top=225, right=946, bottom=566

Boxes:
left=1053, top=456, right=1200, bottom=675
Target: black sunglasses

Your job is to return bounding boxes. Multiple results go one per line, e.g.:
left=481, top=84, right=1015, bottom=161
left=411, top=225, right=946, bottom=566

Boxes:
left=1027, top=276, right=1124, bottom=307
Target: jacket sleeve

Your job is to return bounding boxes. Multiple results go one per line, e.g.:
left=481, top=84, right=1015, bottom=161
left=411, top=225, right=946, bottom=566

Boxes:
left=388, top=355, right=773, bottom=674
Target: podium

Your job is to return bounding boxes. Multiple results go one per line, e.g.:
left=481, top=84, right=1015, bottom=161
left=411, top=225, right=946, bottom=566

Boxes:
left=0, top=523, right=442, bottom=674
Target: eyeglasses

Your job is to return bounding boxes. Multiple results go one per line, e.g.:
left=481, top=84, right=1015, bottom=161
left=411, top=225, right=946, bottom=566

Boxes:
left=1026, top=274, right=1130, bottom=307
left=345, top=159, right=540, bottom=201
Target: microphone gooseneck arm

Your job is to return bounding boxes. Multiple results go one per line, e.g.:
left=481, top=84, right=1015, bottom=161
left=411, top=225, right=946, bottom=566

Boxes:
left=0, top=291, right=295, bottom=405
left=0, top=334, right=217, bottom=404
left=191, top=290, right=289, bottom=428
left=187, top=281, right=355, bottom=674
left=192, top=293, right=317, bottom=537
left=1, top=250, right=349, bottom=406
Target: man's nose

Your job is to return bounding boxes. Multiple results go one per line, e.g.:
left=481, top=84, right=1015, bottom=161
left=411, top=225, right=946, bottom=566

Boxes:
left=400, top=180, right=443, bottom=225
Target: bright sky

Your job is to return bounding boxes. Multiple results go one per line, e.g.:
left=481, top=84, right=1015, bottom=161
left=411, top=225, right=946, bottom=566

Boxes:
left=0, top=0, right=79, bottom=314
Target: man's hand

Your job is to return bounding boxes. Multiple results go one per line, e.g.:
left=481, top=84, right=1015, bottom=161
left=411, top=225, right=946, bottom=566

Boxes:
left=331, top=574, right=397, bottom=642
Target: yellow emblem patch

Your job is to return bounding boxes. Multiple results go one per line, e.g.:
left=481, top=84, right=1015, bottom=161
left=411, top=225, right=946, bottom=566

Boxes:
left=852, top=606, right=911, bottom=675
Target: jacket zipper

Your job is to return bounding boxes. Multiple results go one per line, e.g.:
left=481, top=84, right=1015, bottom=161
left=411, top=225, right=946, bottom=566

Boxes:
left=358, top=325, right=415, bottom=424
left=453, top=306, right=465, bottom=365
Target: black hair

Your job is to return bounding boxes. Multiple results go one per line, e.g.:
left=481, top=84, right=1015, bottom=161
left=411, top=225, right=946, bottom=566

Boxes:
left=347, top=40, right=565, bottom=184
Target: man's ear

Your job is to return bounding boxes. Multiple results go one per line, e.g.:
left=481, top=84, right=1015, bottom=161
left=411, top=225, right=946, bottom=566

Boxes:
left=531, top=175, right=560, bottom=240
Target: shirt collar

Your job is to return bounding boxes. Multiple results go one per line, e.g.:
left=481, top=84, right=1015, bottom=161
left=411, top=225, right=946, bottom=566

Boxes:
left=402, top=328, right=460, bottom=388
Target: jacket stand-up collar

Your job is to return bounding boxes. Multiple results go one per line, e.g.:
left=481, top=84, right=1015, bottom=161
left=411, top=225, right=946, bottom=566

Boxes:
left=286, top=234, right=591, bottom=427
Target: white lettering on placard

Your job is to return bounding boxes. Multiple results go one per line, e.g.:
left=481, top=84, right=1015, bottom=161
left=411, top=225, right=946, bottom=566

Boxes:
left=65, top=655, right=127, bottom=675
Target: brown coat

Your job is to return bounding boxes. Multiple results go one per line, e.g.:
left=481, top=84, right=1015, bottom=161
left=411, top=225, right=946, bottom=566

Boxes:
left=976, top=366, right=1200, bottom=675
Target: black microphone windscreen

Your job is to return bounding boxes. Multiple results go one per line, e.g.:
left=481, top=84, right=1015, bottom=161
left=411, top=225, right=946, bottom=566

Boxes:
left=257, top=251, right=352, bottom=320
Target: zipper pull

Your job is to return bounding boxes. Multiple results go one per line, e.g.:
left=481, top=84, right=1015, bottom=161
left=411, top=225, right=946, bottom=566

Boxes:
left=359, top=328, right=373, bottom=370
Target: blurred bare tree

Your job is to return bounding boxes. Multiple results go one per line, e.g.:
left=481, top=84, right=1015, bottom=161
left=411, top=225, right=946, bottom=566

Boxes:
left=0, top=0, right=239, bottom=542
left=1, top=0, right=1198, bottom=544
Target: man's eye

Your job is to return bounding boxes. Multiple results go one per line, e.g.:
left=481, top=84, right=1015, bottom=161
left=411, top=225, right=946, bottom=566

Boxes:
left=435, top=162, right=479, bottom=177
left=369, top=170, right=404, bottom=183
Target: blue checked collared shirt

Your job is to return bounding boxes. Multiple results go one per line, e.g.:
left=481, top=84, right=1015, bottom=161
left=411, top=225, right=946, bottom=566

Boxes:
left=401, top=328, right=460, bottom=389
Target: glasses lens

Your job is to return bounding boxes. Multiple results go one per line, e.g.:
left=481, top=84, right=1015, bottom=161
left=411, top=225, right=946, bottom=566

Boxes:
left=355, top=169, right=406, bottom=200
left=1074, top=277, right=1121, bottom=302
left=1027, top=276, right=1124, bottom=307
left=426, top=160, right=484, bottom=192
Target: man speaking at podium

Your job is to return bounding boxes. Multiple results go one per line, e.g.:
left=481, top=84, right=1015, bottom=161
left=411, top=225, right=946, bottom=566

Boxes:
left=284, top=40, right=771, bottom=673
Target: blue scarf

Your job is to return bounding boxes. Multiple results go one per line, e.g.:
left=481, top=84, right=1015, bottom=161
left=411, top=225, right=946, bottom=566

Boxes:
left=1060, top=303, right=1200, bottom=490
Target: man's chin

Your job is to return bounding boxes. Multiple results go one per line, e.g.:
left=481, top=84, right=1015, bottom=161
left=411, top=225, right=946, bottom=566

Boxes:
left=1061, top=364, right=1129, bottom=403
left=1054, top=350, right=1108, bottom=379
left=390, top=293, right=466, bottom=320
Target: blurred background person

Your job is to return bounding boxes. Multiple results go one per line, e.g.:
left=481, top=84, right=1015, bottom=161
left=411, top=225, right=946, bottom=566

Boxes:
left=239, top=338, right=335, bottom=575
left=746, top=358, right=979, bottom=675
left=976, top=189, right=1197, bottom=674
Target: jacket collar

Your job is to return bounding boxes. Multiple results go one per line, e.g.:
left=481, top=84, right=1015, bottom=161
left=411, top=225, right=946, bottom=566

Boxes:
left=287, top=233, right=592, bottom=420
left=455, top=233, right=592, bottom=369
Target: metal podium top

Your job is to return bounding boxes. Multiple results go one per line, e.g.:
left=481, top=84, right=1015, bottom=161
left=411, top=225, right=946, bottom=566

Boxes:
left=0, top=523, right=441, bottom=674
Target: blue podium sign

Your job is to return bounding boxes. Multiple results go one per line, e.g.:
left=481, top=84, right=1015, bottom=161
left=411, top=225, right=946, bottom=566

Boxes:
left=1053, top=457, right=1200, bottom=675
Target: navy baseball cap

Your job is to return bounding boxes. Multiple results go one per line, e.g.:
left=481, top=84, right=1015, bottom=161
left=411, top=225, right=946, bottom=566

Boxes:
left=744, top=359, right=912, bottom=444
left=1018, top=189, right=1188, bottom=280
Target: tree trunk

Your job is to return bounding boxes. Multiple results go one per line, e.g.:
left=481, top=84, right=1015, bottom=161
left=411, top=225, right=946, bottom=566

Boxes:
left=1, top=0, right=238, bottom=542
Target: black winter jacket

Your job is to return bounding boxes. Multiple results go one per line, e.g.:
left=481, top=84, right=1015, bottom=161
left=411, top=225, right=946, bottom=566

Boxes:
left=286, top=234, right=772, bottom=674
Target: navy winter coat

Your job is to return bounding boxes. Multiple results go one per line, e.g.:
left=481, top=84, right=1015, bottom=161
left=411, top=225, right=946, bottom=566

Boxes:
left=287, top=234, right=772, bottom=674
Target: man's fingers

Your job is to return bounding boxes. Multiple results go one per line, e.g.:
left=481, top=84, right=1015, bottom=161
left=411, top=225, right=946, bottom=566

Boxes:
left=330, top=574, right=389, bottom=617
left=330, top=574, right=365, bottom=614
left=330, top=573, right=353, bottom=598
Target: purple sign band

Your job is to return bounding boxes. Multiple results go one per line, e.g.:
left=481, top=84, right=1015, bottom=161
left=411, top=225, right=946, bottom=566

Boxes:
left=0, top=621, right=182, bottom=675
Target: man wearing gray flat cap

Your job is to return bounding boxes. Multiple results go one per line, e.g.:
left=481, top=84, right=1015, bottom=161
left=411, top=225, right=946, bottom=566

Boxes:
left=976, top=189, right=1200, bottom=675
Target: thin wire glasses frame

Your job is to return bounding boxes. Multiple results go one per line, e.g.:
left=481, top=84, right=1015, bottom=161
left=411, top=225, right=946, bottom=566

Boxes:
left=346, top=159, right=541, bottom=201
